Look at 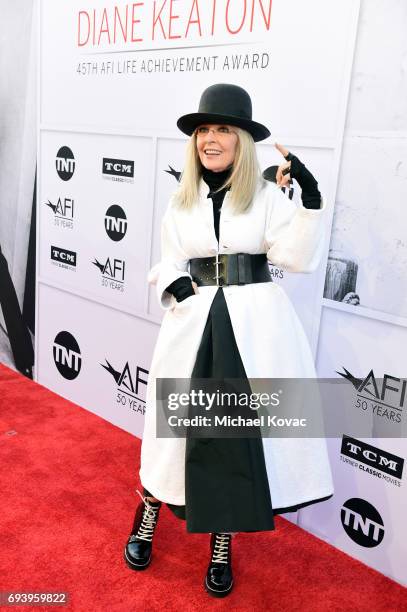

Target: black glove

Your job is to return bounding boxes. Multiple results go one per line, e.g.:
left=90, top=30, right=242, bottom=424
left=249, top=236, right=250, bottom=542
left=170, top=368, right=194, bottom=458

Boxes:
left=165, top=276, right=195, bottom=302
left=284, top=152, right=322, bottom=209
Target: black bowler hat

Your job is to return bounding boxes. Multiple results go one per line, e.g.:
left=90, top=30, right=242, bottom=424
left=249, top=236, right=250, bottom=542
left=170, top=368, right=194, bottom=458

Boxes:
left=176, top=83, right=271, bottom=142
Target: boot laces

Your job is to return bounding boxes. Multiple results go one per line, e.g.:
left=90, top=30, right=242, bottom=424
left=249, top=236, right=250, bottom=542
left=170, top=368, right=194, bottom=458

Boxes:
left=131, top=488, right=160, bottom=543
left=211, top=533, right=231, bottom=564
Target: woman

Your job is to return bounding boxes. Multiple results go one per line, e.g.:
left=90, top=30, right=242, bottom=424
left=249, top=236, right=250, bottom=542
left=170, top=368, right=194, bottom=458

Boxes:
left=124, top=83, right=334, bottom=598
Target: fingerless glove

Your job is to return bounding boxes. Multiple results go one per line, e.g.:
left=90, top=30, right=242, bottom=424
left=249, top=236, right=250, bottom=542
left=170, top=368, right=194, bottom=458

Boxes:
left=165, top=276, right=195, bottom=302
left=284, top=152, right=322, bottom=209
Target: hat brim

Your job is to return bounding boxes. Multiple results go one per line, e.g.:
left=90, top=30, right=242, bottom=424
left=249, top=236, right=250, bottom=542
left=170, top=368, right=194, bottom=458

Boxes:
left=176, top=112, right=271, bottom=142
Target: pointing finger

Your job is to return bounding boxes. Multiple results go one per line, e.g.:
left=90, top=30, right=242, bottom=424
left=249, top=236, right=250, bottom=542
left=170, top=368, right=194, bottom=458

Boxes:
left=274, top=142, right=290, bottom=158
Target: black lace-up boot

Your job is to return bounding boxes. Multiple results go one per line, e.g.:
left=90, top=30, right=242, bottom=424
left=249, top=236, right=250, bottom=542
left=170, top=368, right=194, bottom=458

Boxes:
left=123, top=489, right=161, bottom=570
left=204, top=532, right=234, bottom=597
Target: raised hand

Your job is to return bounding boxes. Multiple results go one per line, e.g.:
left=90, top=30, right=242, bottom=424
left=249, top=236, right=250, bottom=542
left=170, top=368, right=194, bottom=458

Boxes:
left=274, top=143, right=292, bottom=188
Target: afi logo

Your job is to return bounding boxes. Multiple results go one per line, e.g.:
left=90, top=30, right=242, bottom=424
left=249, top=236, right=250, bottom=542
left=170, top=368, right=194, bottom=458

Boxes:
left=101, top=359, right=148, bottom=414
left=53, top=331, right=82, bottom=380
left=56, top=146, right=75, bottom=181
left=338, top=367, right=406, bottom=409
left=341, top=498, right=384, bottom=547
left=101, top=360, right=147, bottom=396
left=92, top=256, right=125, bottom=281
left=45, top=197, right=74, bottom=219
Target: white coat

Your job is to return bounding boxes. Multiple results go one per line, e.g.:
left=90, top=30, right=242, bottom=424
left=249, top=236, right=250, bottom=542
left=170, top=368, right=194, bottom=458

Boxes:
left=140, top=176, right=334, bottom=510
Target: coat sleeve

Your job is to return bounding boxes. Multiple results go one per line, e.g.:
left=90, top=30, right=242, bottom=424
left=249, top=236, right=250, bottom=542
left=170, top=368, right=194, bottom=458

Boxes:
left=264, top=183, right=328, bottom=273
left=147, top=197, right=193, bottom=310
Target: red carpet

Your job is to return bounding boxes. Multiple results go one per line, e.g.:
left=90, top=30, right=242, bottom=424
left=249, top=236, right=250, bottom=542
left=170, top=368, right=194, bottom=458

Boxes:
left=0, top=362, right=406, bottom=611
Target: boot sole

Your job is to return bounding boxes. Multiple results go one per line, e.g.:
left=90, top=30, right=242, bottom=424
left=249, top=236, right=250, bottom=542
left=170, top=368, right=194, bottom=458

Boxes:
left=204, top=576, right=234, bottom=598
left=123, top=547, right=152, bottom=571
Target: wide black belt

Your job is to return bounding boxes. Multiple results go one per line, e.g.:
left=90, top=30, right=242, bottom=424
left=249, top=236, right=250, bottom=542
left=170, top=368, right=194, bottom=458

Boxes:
left=189, top=253, right=272, bottom=287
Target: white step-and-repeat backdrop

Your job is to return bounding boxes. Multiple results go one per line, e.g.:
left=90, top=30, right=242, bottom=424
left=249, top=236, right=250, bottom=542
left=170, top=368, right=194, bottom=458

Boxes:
left=36, top=0, right=407, bottom=588
left=37, top=0, right=356, bottom=431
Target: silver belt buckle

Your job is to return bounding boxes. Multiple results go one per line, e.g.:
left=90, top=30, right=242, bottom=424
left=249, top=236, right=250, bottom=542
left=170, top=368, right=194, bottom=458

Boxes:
left=213, top=252, right=223, bottom=286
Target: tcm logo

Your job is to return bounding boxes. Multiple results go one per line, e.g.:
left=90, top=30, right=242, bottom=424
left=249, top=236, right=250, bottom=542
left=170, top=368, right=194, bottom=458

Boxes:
left=102, top=158, right=134, bottom=182
left=104, top=205, right=127, bottom=241
left=56, top=146, right=75, bottom=181
left=53, top=331, right=82, bottom=380
left=341, top=435, right=404, bottom=479
left=50, top=245, right=77, bottom=268
left=101, top=359, right=148, bottom=415
left=341, top=498, right=384, bottom=547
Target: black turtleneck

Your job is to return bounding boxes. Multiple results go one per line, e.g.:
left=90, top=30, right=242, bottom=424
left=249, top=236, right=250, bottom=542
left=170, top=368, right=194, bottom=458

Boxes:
left=201, top=163, right=233, bottom=242
left=201, top=163, right=233, bottom=193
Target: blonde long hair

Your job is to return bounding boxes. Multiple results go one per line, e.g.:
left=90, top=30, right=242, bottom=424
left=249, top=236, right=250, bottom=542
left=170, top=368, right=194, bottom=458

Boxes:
left=172, top=127, right=265, bottom=214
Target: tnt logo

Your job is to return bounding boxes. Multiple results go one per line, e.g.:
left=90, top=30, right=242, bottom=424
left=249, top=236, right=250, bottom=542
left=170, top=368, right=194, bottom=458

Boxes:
left=56, top=146, right=75, bottom=181
left=341, top=498, right=384, bottom=547
left=53, top=331, right=82, bottom=380
left=104, top=205, right=127, bottom=241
